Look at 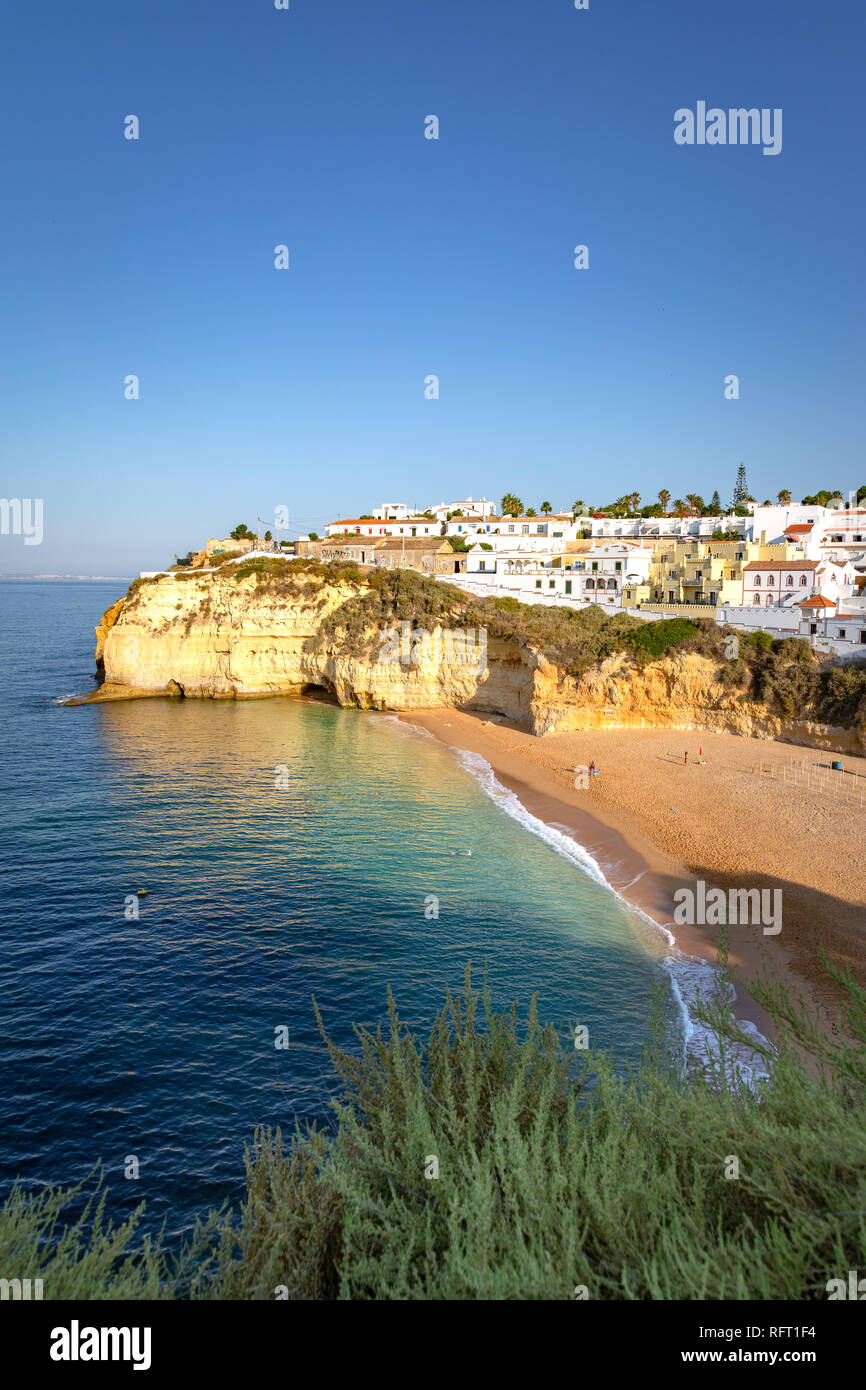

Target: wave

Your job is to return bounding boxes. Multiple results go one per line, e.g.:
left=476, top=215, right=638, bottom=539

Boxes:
left=422, top=738, right=773, bottom=1084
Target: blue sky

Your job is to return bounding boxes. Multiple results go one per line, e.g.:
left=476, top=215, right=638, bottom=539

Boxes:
left=1, top=0, right=864, bottom=573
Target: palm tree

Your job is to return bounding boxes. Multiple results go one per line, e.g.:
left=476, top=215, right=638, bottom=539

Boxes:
left=500, top=493, right=523, bottom=516
left=628, top=492, right=640, bottom=514
left=540, top=501, right=552, bottom=514
left=526, top=507, right=537, bottom=517
left=672, top=498, right=686, bottom=514
left=685, top=493, right=705, bottom=515
left=658, top=489, right=671, bottom=513
left=777, top=489, right=792, bottom=504
left=572, top=499, right=586, bottom=516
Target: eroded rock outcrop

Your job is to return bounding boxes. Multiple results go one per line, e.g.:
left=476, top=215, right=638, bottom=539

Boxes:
left=81, top=569, right=864, bottom=756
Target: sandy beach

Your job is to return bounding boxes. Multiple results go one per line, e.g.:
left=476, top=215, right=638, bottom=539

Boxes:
left=400, top=710, right=866, bottom=1043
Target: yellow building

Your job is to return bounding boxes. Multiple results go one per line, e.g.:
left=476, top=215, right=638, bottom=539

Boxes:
left=641, top=538, right=805, bottom=610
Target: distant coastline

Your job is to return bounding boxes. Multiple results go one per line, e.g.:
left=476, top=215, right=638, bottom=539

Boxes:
left=0, top=574, right=134, bottom=582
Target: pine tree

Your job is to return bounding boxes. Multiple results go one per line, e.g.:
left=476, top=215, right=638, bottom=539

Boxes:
left=732, top=464, right=748, bottom=505
left=710, top=489, right=721, bottom=513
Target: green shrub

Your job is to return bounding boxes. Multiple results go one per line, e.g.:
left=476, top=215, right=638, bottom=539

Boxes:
left=6, top=958, right=864, bottom=1300
left=628, top=617, right=699, bottom=660
left=0, top=1171, right=169, bottom=1299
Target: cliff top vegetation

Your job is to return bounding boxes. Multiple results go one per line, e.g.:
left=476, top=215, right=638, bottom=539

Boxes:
left=115, top=563, right=866, bottom=729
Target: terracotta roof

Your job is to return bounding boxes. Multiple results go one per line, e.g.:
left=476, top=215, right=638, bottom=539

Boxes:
left=784, top=524, right=813, bottom=533
left=798, top=595, right=836, bottom=608
left=376, top=536, right=450, bottom=551
left=743, top=560, right=818, bottom=571
left=322, top=539, right=381, bottom=549
left=327, top=518, right=436, bottom=527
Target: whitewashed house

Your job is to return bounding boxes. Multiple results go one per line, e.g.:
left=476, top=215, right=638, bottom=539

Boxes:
left=429, top=496, right=498, bottom=522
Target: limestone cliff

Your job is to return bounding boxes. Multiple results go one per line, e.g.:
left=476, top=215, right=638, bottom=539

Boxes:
left=529, top=650, right=865, bottom=755
left=94, top=596, right=126, bottom=680
left=82, top=568, right=864, bottom=756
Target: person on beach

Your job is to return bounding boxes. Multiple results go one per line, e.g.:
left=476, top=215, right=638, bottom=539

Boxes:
left=684, top=750, right=688, bottom=765
left=589, top=760, right=595, bottom=777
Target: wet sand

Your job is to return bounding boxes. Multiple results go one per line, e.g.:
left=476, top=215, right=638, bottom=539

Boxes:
left=399, top=710, right=866, bottom=1044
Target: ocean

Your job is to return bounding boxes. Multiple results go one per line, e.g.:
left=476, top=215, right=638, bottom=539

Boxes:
left=0, top=579, right=714, bottom=1241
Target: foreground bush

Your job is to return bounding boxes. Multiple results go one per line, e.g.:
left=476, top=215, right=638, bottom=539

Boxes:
left=2, top=960, right=864, bottom=1299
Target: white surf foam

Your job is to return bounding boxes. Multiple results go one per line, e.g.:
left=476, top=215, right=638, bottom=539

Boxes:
left=443, top=743, right=773, bottom=1081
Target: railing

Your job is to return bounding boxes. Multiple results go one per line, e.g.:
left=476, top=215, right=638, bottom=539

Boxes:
left=638, top=601, right=719, bottom=616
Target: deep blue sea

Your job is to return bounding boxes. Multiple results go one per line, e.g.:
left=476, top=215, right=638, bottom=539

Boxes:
left=0, top=580, right=687, bottom=1240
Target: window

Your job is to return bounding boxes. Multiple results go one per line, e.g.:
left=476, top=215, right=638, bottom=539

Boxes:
left=522, top=525, right=529, bottom=534
left=838, top=629, right=847, bottom=639
left=800, top=574, right=807, bottom=586
left=668, top=591, right=675, bottom=601
left=766, top=594, right=772, bottom=606
left=586, top=579, right=595, bottom=590
left=615, top=561, right=622, bottom=571
left=608, top=578, right=616, bottom=589
left=537, top=525, right=545, bottom=534
left=592, top=562, right=598, bottom=572
left=535, top=579, right=541, bottom=589
left=767, top=575, right=774, bottom=586
left=755, top=575, right=761, bottom=586
left=508, top=525, right=515, bottom=534
left=753, top=595, right=761, bottom=605
left=565, top=580, right=572, bottom=594
left=786, top=575, right=793, bottom=586
left=478, top=560, right=486, bottom=572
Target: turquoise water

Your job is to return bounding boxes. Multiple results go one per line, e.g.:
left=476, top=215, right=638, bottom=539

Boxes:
left=0, top=581, right=681, bottom=1239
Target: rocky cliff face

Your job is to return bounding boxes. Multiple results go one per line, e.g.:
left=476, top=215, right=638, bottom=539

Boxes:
left=85, top=569, right=864, bottom=755
left=530, top=650, right=865, bottom=754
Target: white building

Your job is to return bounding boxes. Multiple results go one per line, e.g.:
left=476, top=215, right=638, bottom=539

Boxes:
left=797, top=592, right=866, bottom=654
left=813, top=507, right=866, bottom=558
left=461, top=542, right=652, bottom=608
left=371, top=501, right=411, bottom=520
left=585, top=513, right=748, bottom=542
left=429, top=496, right=498, bottom=521
left=325, top=516, right=441, bottom=538
left=747, top=503, right=829, bottom=545
left=742, top=557, right=856, bottom=609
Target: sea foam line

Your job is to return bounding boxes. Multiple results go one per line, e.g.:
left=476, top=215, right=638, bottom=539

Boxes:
left=423, top=737, right=772, bottom=1081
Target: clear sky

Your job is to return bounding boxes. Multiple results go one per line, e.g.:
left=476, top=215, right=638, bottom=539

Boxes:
left=1, top=0, right=864, bottom=574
